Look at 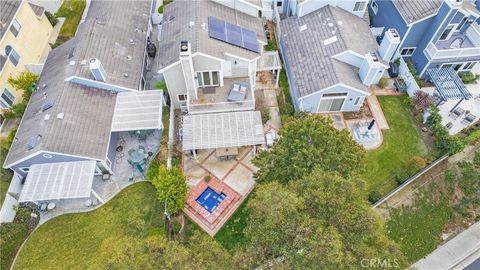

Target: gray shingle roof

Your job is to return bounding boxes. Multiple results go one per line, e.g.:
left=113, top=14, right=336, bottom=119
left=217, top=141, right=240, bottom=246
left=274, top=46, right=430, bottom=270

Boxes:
left=4, top=0, right=151, bottom=168
left=0, top=55, right=6, bottom=72
left=158, top=0, right=266, bottom=69
left=393, top=0, right=442, bottom=24
left=0, top=0, right=21, bottom=40
left=280, top=5, right=376, bottom=98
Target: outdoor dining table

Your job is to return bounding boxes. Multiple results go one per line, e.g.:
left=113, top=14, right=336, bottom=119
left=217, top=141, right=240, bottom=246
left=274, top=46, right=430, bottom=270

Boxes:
left=216, top=147, right=238, bottom=160
left=128, top=148, right=148, bottom=164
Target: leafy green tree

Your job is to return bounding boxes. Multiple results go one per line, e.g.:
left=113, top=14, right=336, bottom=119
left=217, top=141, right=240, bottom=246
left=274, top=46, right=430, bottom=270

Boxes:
left=151, top=165, right=187, bottom=214
left=253, top=114, right=365, bottom=184
left=240, top=169, right=407, bottom=269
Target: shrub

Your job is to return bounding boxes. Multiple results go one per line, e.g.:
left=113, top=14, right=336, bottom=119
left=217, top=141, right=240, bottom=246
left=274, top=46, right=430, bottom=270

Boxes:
left=427, top=107, right=465, bottom=155
left=395, top=171, right=410, bottom=185
left=171, top=220, right=182, bottom=234
left=45, top=11, right=58, bottom=26
left=411, top=91, right=432, bottom=114
left=155, top=80, right=167, bottom=91
left=278, top=70, right=295, bottom=116
left=405, top=156, right=426, bottom=175
left=204, top=175, right=212, bottom=183
left=460, top=72, right=478, bottom=84
left=368, top=190, right=382, bottom=204
left=406, top=60, right=424, bottom=88
left=474, top=152, right=480, bottom=168
left=264, top=40, right=277, bottom=51
left=158, top=5, right=164, bottom=13
left=465, top=130, right=480, bottom=145
left=260, top=107, right=270, bottom=124
left=377, top=77, right=389, bottom=89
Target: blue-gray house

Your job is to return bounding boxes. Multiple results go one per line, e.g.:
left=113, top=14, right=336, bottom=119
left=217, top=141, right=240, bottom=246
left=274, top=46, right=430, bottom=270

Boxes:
left=369, top=0, right=480, bottom=78
left=279, top=5, right=388, bottom=113
left=2, top=0, right=163, bottom=204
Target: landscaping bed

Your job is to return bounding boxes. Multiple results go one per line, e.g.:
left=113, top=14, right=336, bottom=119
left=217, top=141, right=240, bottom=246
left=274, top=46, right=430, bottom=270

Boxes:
left=386, top=148, right=480, bottom=263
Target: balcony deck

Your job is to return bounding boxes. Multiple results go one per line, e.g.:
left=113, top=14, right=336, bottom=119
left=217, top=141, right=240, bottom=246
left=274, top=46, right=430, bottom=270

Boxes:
left=435, top=32, right=475, bottom=50
left=188, top=77, right=255, bottom=114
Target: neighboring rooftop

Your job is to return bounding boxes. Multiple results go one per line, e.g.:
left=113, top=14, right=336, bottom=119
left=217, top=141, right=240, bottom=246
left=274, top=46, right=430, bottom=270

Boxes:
left=4, top=0, right=152, bottom=168
left=28, top=2, right=45, bottom=17
left=393, top=0, right=442, bottom=24
left=280, top=5, right=377, bottom=97
left=159, top=0, right=266, bottom=69
left=0, top=0, right=22, bottom=40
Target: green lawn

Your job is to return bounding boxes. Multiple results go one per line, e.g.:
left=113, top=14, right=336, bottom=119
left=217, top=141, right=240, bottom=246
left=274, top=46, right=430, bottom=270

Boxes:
left=14, top=182, right=164, bottom=270
left=215, top=195, right=251, bottom=251
left=55, top=0, right=86, bottom=42
left=364, top=96, right=428, bottom=195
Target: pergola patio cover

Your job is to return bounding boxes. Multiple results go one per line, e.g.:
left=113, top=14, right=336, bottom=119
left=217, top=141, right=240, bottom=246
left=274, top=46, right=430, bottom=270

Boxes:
left=19, top=161, right=96, bottom=202
left=427, top=67, right=472, bottom=101
left=182, top=111, right=265, bottom=150
left=111, top=90, right=163, bottom=132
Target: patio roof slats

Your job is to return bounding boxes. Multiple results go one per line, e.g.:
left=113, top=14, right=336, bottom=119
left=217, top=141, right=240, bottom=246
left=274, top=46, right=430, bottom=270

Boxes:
left=182, top=111, right=265, bottom=150
left=19, top=161, right=96, bottom=202
left=427, top=67, right=473, bottom=101
left=111, top=90, right=164, bottom=132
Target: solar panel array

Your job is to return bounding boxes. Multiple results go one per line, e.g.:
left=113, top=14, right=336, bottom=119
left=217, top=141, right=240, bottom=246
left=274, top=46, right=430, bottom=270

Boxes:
left=208, top=16, right=260, bottom=53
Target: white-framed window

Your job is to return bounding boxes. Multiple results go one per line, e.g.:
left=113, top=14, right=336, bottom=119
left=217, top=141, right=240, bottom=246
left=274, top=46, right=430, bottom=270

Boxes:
left=1, top=88, right=15, bottom=107
left=456, top=17, right=468, bottom=30
left=19, top=167, right=30, bottom=173
left=9, top=19, right=21, bottom=37
left=322, top=92, right=348, bottom=98
left=353, top=96, right=364, bottom=106
left=196, top=71, right=220, bottom=87
left=400, top=47, right=416, bottom=56
left=42, top=153, right=53, bottom=159
left=439, top=24, right=456, bottom=40
left=177, top=94, right=187, bottom=102
left=370, top=0, right=379, bottom=15
left=353, top=1, right=366, bottom=12
left=277, top=1, right=282, bottom=7
left=463, top=62, right=476, bottom=70
left=5, top=45, right=20, bottom=66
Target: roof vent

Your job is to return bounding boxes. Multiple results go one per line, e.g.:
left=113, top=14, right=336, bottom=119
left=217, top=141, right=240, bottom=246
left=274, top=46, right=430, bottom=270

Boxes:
left=129, top=39, right=135, bottom=45
left=337, top=21, right=343, bottom=26
left=89, top=58, right=107, bottom=82
left=57, top=113, right=64, bottom=119
left=299, top=24, right=308, bottom=32
left=69, top=60, right=76, bottom=66
left=80, top=60, right=87, bottom=65
left=189, top=21, right=195, bottom=27
left=328, top=22, right=334, bottom=27
left=370, top=52, right=379, bottom=62
left=44, top=114, right=50, bottom=121
left=323, top=36, right=338, bottom=46
left=126, top=55, right=132, bottom=60
left=27, top=136, right=38, bottom=150
left=201, top=23, right=206, bottom=29
left=123, top=73, right=129, bottom=78
left=42, top=100, right=54, bottom=111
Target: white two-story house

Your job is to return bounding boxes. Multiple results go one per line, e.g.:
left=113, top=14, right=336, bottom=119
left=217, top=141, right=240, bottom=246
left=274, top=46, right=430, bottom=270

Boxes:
left=158, top=0, right=281, bottom=154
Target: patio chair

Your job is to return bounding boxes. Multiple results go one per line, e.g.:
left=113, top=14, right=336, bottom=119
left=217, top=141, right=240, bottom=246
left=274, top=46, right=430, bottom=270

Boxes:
left=462, top=113, right=477, bottom=124
left=449, top=107, right=465, bottom=119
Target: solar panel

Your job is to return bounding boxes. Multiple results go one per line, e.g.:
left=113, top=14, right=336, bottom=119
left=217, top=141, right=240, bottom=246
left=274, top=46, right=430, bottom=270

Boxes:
left=241, top=28, right=260, bottom=53
left=207, top=16, right=260, bottom=54
left=208, top=17, right=227, bottom=41
left=226, top=23, right=243, bottom=47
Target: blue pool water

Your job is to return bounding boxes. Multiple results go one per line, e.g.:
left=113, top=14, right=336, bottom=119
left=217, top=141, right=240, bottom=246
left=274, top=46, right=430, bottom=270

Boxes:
left=196, top=187, right=226, bottom=213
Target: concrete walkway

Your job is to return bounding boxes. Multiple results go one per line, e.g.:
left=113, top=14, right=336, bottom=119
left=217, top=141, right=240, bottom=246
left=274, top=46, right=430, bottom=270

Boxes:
left=366, top=95, right=390, bottom=130
left=412, top=222, right=480, bottom=270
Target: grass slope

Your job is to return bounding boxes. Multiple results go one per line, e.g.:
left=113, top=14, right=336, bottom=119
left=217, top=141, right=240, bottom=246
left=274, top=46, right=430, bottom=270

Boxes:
left=364, top=96, right=428, bottom=195
left=14, top=182, right=164, bottom=270
left=55, top=0, right=86, bottom=42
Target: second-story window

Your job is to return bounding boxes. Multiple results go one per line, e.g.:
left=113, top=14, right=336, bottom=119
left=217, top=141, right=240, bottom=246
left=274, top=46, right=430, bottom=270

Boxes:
left=5, top=45, right=20, bottom=66
left=370, top=0, right=379, bottom=15
left=9, top=19, right=21, bottom=37
left=439, top=24, right=455, bottom=40
left=400, top=47, right=416, bottom=56
left=353, top=2, right=366, bottom=12
left=196, top=71, right=220, bottom=87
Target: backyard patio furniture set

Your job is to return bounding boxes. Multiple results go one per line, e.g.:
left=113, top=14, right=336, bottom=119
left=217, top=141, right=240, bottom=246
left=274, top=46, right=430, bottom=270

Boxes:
left=447, top=107, right=477, bottom=129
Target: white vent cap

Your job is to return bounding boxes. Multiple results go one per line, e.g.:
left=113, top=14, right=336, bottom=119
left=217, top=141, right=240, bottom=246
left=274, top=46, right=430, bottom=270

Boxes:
left=299, top=24, right=308, bottom=32
left=57, top=113, right=64, bottom=119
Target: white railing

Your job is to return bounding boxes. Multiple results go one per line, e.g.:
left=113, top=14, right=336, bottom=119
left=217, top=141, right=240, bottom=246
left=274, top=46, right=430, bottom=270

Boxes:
left=425, top=41, right=480, bottom=60
left=187, top=99, right=255, bottom=114
left=398, top=57, right=420, bottom=96
left=257, top=51, right=282, bottom=71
